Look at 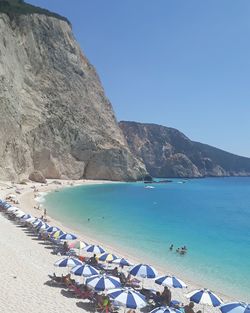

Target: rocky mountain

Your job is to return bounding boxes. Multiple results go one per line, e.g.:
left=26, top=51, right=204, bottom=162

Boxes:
left=119, top=121, right=250, bottom=178
left=0, top=2, right=146, bottom=181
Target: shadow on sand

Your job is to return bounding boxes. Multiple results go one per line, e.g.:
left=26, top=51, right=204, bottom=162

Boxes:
left=76, top=301, right=95, bottom=312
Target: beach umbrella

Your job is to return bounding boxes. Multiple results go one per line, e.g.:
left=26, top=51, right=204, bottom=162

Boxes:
left=69, top=240, right=88, bottom=250
left=220, top=302, right=250, bottom=313
left=71, top=264, right=99, bottom=277
left=98, top=253, right=118, bottom=263
left=107, top=287, right=147, bottom=309
left=112, top=258, right=134, bottom=267
left=25, top=217, right=37, bottom=223
left=38, top=223, right=50, bottom=231
left=7, top=206, right=19, bottom=212
left=186, top=289, right=223, bottom=307
left=155, top=275, right=187, bottom=289
left=51, top=230, right=65, bottom=239
left=86, top=274, right=121, bottom=291
left=59, top=233, right=77, bottom=241
left=130, top=263, right=158, bottom=279
left=84, top=244, right=105, bottom=254
left=34, top=221, right=45, bottom=230
left=14, top=210, right=26, bottom=217
left=0, top=201, right=8, bottom=210
left=54, top=257, right=83, bottom=268
left=32, top=219, right=43, bottom=226
left=20, top=214, right=32, bottom=220
left=31, top=218, right=41, bottom=224
left=150, top=306, right=182, bottom=313
left=46, top=226, right=60, bottom=233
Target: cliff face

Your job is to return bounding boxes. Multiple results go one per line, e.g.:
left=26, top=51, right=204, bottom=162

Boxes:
left=0, top=13, right=146, bottom=181
left=119, top=121, right=250, bottom=178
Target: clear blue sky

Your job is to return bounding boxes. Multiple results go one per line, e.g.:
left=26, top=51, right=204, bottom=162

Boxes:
left=28, top=0, right=250, bottom=157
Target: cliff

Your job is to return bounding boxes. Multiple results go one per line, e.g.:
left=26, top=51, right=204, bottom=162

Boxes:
left=0, top=11, right=146, bottom=181
left=119, top=121, right=250, bottom=178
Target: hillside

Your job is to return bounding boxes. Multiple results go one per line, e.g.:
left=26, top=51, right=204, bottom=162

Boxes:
left=0, top=11, right=146, bottom=181
left=119, top=121, right=250, bottom=178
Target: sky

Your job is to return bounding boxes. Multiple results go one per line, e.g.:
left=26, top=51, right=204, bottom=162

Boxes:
left=27, top=0, right=250, bottom=157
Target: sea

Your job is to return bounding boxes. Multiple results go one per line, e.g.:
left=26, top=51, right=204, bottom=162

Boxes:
left=44, top=177, right=250, bottom=302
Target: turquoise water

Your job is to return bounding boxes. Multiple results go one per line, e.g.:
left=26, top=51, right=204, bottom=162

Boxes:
left=44, top=178, right=250, bottom=301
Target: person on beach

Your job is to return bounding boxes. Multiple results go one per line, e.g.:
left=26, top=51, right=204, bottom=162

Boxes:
left=154, top=291, right=164, bottom=306
left=161, top=286, right=171, bottom=306
left=112, top=267, right=119, bottom=277
left=184, top=302, right=195, bottom=313
left=44, top=208, right=47, bottom=218
left=89, top=254, right=98, bottom=265
left=63, top=241, right=69, bottom=254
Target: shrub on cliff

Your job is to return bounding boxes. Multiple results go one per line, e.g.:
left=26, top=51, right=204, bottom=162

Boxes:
left=0, top=0, right=70, bottom=25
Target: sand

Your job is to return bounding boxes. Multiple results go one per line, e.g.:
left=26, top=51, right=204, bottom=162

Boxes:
left=0, top=179, right=231, bottom=313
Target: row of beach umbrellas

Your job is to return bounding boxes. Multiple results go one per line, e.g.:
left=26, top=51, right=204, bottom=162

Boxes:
left=0, top=199, right=249, bottom=313
left=53, top=255, right=250, bottom=313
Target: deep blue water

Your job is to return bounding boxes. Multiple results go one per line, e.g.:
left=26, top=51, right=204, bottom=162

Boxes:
left=44, top=178, right=250, bottom=301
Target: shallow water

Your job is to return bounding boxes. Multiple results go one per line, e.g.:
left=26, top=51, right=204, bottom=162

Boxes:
left=44, top=177, right=250, bottom=301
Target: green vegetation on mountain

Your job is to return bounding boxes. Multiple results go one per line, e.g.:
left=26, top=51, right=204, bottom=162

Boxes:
left=0, top=0, right=70, bottom=24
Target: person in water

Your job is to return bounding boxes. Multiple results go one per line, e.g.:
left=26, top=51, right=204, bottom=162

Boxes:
left=169, top=244, right=174, bottom=251
left=176, top=246, right=188, bottom=254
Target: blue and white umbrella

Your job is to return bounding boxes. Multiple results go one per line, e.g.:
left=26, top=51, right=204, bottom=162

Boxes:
left=86, top=274, right=121, bottom=291
left=59, top=233, right=77, bottom=241
left=25, top=217, right=37, bottom=223
left=37, top=222, right=50, bottom=230
left=98, top=253, right=118, bottom=262
left=186, top=289, right=223, bottom=307
left=107, top=287, right=147, bottom=309
left=155, top=275, right=187, bottom=288
left=150, top=306, right=182, bottom=313
left=6, top=206, right=19, bottom=213
left=112, top=258, right=134, bottom=267
left=15, top=210, right=26, bottom=217
left=33, top=221, right=44, bottom=228
left=71, top=264, right=99, bottom=277
left=220, top=302, right=250, bottom=313
left=2, top=202, right=11, bottom=209
left=46, top=226, right=60, bottom=233
left=130, top=263, right=158, bottom=279
left=54, top=257, right=83, bottom=267
left=84, top=244, right=105, bottom=254
left=31, top=218, right=41, bottom=225
left=20, top=214, right=32, bottom=220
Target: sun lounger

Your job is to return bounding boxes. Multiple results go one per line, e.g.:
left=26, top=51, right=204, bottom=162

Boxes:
left=48, top=274, right=63, bottom=284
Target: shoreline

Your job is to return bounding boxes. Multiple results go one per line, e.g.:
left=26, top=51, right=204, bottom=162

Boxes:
left=0, top=179, right=239, bottom=312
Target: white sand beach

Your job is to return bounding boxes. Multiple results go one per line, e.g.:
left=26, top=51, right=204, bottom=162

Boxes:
left=0, top=180, right=232, bottom=313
